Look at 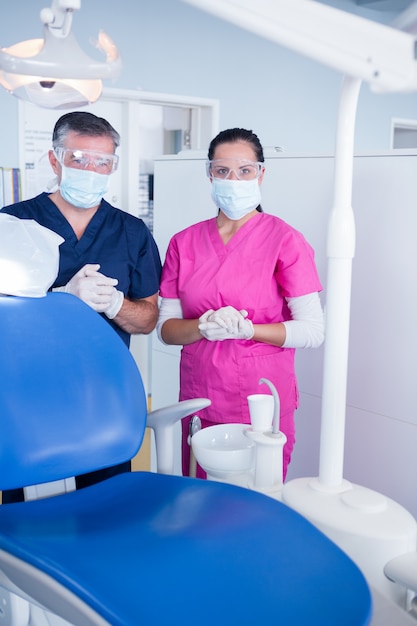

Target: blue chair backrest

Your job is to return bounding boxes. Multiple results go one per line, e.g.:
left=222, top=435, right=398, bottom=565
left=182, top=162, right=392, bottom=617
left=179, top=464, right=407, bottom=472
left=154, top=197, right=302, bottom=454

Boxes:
left=0, top=293, right=147, bottom=491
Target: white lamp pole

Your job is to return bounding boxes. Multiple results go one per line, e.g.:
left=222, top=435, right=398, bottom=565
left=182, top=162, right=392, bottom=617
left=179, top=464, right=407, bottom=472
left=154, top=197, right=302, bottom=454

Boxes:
left=318, top=75, right=361, bottom=488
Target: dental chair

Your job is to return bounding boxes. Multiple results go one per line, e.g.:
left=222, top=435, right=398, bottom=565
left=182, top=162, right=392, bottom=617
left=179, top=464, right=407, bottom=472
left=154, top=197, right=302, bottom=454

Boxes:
left=0, top=293, right=372, bottom=626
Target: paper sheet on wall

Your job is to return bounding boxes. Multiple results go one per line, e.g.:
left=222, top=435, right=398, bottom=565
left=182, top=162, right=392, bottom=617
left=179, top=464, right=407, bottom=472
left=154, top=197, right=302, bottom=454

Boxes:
left=18, top=104, right=60, bottom=199
left=23, top=126, right=56, bottom=198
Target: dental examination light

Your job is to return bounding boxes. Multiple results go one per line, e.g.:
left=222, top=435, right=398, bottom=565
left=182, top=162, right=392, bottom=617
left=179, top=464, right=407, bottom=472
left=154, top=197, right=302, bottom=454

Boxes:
left=183, top=0, right=417, bottom=609
left=0, top=0, right=122, bottom=109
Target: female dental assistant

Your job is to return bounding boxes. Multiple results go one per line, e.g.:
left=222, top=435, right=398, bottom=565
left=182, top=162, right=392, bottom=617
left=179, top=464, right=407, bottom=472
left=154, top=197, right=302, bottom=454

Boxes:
left=157, top=128, right=324, bottom=480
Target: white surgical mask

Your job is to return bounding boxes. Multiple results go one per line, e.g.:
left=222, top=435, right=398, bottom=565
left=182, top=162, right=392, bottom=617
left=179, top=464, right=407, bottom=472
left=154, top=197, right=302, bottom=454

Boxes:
left=211, top=178, right=261, bottom=220
left=59, top=166, right=110, bottom=209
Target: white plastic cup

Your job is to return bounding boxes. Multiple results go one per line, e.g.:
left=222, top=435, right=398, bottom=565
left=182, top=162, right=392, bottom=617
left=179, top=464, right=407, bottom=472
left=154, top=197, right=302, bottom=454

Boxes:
left=247, top=394, right=274, bottom=432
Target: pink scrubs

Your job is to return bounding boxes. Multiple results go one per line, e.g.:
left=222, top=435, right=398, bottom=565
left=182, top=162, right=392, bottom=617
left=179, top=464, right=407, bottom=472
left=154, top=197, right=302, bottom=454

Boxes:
left=160, top=212, right=322, bottom=477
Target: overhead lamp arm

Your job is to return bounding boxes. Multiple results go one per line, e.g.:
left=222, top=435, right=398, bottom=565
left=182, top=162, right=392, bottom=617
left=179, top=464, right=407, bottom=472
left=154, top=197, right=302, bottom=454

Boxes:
left=182, top=0, right=417, bottom=93
left=39, top=0, right=80, bottom=39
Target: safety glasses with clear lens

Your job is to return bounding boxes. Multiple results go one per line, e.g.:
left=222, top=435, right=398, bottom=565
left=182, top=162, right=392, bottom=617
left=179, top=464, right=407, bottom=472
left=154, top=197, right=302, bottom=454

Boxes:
left=206, top=159, right=264, bottom=181
left=54, top=148, right=119, bottom=174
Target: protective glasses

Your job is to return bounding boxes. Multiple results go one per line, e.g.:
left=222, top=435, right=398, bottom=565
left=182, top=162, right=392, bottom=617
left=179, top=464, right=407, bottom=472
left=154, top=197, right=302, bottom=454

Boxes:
left=54, top=147, right=119, bottom=174
left=206, top=159, right=264, bottom=181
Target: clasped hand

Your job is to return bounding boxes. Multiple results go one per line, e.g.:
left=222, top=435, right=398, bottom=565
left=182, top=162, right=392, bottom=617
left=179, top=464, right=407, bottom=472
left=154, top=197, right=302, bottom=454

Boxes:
left=198, top=305, right=254, bottom=341
left=61, top=264, right=124, bottom=319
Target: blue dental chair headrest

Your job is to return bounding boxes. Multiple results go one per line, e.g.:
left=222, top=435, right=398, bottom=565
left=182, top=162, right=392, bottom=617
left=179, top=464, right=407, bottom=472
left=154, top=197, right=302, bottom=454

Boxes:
left=0, top=293, right=147, bottom=490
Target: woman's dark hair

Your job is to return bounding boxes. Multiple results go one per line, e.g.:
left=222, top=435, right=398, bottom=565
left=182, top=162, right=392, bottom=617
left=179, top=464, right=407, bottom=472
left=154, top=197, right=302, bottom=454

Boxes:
left=52, top=111, right=120, bottom=151
left=208, top=128, right=264, bottom=162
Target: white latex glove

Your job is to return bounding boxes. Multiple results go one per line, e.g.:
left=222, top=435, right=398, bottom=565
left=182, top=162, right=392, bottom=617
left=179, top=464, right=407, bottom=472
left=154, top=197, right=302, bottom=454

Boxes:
left=199, top=321, right=234, bottom=341
left=206, top=305, right=247, bottom=333
left=104, top=289, right=124, bottom=320
left=232, top=317, right=254, bottom=340
left=198, top=308, right=254, bottom=341
left=54, top=264, right=124, bottom=318
left=198, top=309, right=226, bottom=341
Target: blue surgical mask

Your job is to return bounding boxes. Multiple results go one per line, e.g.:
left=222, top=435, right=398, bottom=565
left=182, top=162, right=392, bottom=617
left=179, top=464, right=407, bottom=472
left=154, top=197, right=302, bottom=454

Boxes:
left=59, top=166, right=110, bottom=209
left=211, top=178, right=261, bottom=220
